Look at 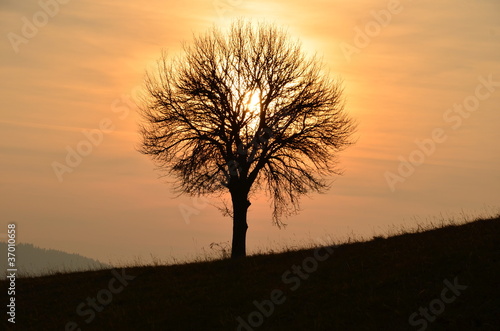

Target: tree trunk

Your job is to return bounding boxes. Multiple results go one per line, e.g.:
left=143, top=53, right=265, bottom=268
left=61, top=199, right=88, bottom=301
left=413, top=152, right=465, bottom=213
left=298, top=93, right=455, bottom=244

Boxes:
left=230, top=188, right=251, bottom=259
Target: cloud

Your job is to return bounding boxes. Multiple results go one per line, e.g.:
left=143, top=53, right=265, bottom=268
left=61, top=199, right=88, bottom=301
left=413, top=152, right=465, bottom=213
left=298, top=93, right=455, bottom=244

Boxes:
left=1, top=0, right=499, bottom=263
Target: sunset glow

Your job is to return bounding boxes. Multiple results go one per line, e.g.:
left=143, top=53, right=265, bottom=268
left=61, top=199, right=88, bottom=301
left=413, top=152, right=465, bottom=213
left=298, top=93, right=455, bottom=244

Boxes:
left=1, top=0, right=499, bottom=265
left=243, top=90, right=262, bottom=130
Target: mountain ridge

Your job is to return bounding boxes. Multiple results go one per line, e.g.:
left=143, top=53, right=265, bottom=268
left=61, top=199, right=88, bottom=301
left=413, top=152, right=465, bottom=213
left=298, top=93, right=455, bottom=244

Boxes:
left=0, top=242, right=109, bottom=278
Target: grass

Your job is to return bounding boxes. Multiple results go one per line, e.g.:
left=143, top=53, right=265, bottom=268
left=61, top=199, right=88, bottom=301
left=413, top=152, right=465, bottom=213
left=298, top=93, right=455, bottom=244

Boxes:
left=2, top=213, right=500, bottom=330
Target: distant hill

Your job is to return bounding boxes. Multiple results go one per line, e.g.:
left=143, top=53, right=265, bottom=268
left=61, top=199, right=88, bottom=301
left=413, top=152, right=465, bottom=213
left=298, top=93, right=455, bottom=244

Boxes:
left=0, top=242, right=109, bottom=278
left=2, top=215, right=499, bottom=330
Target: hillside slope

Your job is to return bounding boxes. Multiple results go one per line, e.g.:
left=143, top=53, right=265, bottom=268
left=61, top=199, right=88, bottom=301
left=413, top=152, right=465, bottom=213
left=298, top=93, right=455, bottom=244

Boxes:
left=2, top=216, right=499, bottom=330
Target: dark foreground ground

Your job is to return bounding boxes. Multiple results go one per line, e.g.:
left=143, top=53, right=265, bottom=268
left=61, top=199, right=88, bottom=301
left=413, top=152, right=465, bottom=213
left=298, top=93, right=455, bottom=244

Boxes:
left=2, top=215, right=500, bottom=331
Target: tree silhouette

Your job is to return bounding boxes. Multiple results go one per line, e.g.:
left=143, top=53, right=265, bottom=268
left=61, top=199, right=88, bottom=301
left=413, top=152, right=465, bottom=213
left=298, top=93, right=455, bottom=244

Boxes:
left=139, top=20, right=356, bottom=258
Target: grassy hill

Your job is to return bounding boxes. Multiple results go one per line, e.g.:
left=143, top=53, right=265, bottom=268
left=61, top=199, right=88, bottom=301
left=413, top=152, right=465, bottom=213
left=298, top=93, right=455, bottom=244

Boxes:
left=2, top=215, right=499, bottom=330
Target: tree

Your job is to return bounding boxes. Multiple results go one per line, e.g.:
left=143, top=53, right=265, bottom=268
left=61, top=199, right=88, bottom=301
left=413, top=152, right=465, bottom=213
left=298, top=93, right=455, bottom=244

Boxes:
left=138, top=20, right=356, bottom=258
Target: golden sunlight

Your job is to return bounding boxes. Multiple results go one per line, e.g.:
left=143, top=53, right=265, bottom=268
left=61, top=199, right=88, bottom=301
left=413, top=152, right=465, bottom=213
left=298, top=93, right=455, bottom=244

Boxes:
left=243, top=90, right=262, bottom=130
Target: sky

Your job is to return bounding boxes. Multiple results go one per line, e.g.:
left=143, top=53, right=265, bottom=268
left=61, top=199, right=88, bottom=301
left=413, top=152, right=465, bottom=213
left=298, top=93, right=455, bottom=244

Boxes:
left=1, top=0, right=499, bottom=265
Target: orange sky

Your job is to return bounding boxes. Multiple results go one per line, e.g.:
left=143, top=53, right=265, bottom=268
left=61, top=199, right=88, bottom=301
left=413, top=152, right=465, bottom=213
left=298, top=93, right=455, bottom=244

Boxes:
left=1, top=0, right=499, bottom=264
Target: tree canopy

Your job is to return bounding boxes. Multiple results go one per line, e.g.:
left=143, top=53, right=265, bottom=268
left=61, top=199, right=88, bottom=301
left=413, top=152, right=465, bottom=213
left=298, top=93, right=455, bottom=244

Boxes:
left=139, top=20, right=356, bottom=257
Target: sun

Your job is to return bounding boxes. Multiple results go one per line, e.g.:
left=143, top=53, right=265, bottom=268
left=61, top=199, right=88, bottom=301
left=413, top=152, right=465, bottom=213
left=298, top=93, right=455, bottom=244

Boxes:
left=243, top=90, right=261, bottom=130
left=245, top=91, right=261, bottom=114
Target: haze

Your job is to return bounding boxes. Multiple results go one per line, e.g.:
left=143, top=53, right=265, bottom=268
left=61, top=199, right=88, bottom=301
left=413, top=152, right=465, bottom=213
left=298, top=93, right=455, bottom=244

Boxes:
left=1, top=0, right=499, bottom=264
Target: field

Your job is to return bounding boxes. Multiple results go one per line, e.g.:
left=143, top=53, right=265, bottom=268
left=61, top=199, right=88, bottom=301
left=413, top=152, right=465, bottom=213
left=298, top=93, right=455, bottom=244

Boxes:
left=2, top=215, right=499, bottom=330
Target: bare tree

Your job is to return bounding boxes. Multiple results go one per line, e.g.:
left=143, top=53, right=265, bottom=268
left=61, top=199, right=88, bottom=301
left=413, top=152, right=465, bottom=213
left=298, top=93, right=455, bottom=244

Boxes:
left=139, top=20, right=356, bottom=258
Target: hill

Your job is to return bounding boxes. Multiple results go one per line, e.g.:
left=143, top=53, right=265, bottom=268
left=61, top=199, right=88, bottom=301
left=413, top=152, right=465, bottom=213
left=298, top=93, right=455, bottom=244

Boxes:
left=0, top=242, right=109, bottom=278
left=2, top=215, right=499, bottom=330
